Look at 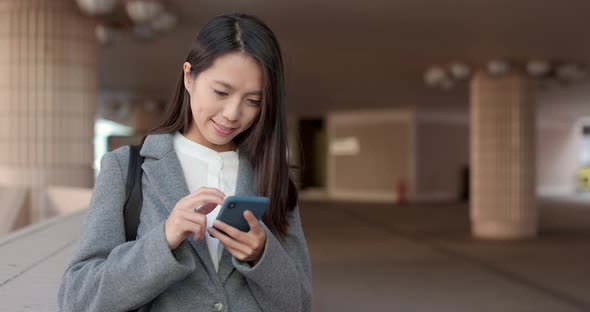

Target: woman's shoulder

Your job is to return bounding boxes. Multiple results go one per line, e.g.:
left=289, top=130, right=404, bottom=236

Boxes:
left=108, top=145, right=132, bottom=162
left=99, top=145, right=132, bottom=175
left=100, top=132, right=174, bottom=173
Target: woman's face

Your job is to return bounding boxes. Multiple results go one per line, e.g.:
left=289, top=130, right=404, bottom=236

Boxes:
left=183, top=52, right=263, bottom=152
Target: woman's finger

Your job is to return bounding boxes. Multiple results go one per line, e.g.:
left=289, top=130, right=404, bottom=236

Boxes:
left=222, top=245, right=246, bottom=261
left=208, top=227, right=251, bottom=255
left=178, top=209, right=206, bottom=224
left=180, top=194, right=223, bottom=212
left=177, top=210, right=208, bottom=238
left=212, top=220, right=244, bottom=241
left=243, top=210, right=263, bottom=233
left=187, top=187, right=225, bottom=201
left=173, top=218, right=202, bottom=240
left=193, top=202, right=218, bottom=215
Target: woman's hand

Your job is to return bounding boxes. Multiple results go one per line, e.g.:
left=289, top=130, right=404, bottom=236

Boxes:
left=207, top=210, right=267, bottom=263
left=164, top=187, right=224, bottom=250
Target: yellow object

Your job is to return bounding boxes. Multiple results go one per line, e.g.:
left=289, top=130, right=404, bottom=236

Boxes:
left=578, top=166, right=590, bottom=190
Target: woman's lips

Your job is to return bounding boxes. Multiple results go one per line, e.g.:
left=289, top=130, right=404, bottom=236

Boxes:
left=212, top=120, right=237, bottom=136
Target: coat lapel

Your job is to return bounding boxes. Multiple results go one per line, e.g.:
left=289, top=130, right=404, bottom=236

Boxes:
left=140, top=133, right=218, bottom=278
left=217, top=149, right=257, bottom=283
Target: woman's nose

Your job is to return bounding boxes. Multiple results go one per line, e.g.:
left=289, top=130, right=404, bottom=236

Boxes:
left=222, top=99, right=241, bottom=121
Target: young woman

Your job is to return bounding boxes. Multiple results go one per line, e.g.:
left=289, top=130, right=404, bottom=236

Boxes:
left=58, top=13, right=312, bottom=312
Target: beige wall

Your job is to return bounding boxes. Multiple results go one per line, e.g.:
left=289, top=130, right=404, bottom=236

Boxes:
left=536, top=121, right=581, bottom=195
left=326, top=109, right=415, bottom=202
left=316, top=105, right=580, bottom=203
left=413, top=108, right=584, bottom=201
left=415, top=111, right=469, bottom=201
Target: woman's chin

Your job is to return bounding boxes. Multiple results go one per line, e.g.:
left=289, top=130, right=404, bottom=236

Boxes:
left=204, top=134, right=235, bottom=149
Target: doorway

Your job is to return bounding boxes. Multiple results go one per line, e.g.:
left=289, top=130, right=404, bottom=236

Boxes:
left=299, top=119, right=326, bottom=190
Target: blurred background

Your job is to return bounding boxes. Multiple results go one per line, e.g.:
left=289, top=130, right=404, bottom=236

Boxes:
left=1, top=0, right=590, bottom=311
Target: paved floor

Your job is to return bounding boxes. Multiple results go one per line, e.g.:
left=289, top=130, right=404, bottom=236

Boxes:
left=303, top=197, right=590, bottom=312
left=0, top=196, right=589, bottom=311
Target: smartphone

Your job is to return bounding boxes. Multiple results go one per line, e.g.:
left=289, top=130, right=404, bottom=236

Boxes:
left=214, top=195, right=270, bottom=233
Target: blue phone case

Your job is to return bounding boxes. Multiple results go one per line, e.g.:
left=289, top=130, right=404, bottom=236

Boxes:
left=215, top=195, right=270, bottom=233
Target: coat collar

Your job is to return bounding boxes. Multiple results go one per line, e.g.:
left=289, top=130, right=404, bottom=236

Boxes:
left=140, top=132, right=175, bottom=160
left=140, top=132, right=256, bottom=195
left=140, top=132, right=256, bottom=283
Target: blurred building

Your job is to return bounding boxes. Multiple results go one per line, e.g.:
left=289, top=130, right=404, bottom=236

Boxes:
left=1, top=1, right=590, bottom=311
left=2, top=0, right=590, bottom=239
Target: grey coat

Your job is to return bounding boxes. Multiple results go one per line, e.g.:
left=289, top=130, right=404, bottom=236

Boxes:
left=57, top=133, right=312, bottom=312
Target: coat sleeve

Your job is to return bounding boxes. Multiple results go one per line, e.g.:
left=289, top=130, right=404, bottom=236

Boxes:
left=232, top=206, right=313, bottom=312
left=57, top=149, right=196, bottom=312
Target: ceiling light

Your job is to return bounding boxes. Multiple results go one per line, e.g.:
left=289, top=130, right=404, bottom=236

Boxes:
left=126, top=0, right=164, bottom=24
left=76, top=0, right=117, bottom=16
left=487, top=60, right=510, bottom=76
left=424, top=66, right=448, bottom=87
left=151, top=11, right=178, bottom=32
left=450, top=62, right=471, bottom=80
left=526, top=60, right=550, bottom=77
left=423, top=59, right=586, bottom=91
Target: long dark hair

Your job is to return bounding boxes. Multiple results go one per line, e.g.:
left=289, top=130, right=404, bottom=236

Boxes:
left=147, top=13, right=298, bottom=238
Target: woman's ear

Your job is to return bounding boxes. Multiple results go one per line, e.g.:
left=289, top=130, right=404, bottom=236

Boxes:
left=183, top=62, right=193, bottom=95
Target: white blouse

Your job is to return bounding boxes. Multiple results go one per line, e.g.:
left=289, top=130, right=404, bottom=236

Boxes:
left=173, top=131, right=239, bottom=272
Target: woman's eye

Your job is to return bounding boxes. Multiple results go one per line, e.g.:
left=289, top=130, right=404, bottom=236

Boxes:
left=213, top=89, right=228, bottom=96
left=248, top=99, right=262, bottom=106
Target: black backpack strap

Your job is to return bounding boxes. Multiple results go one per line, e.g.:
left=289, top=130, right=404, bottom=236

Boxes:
left=124, top=144, right=145, bottom=242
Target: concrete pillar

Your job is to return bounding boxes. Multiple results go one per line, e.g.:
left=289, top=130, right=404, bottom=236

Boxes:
left=470, top=71, right=537, bottom=239
left=0, top=0, right=96, bottom=223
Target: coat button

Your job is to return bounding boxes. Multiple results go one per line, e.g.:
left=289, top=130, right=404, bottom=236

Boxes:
left=212, top=302, right=224, bottom=312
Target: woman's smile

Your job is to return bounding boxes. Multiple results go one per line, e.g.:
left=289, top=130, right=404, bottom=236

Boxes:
left=211, top=119, right=238, bottom=136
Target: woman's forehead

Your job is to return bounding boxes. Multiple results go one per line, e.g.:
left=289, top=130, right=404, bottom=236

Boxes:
left=203, top=52, right=263, bottom=91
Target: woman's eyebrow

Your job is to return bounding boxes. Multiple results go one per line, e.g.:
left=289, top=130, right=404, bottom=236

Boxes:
left=213, top=80, right=262, bottom=96
left=247, top=90, right=263, bottom=96
left=213, top=80, right=234, bottom=90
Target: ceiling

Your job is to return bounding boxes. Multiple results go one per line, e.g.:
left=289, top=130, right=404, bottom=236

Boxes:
left=98, top=0, right=590, bottom=120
